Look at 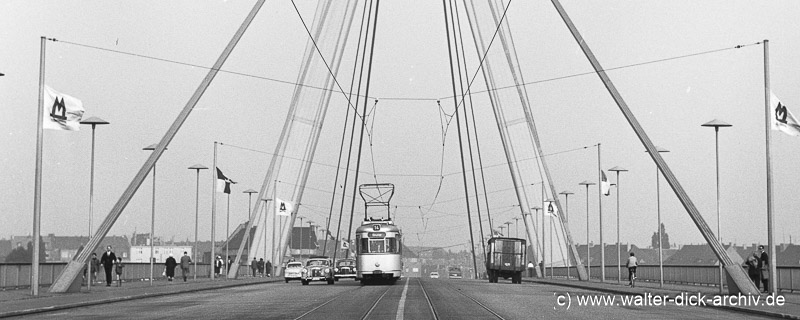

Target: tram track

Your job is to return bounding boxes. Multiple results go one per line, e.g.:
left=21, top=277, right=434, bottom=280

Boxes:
left=420, top=279, right=506, bottom=320
left=292, top=284, right=394, bottom=320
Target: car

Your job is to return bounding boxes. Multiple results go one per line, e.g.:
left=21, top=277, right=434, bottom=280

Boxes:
left=429, top=271, right=439, bottom=279
left=301, top=256, right=335, bottom=285
left=284, top=261, right=303, bottom=283
left=449, top=267, right=463, bottom=279
left=334, top=259, right=357, bottom=281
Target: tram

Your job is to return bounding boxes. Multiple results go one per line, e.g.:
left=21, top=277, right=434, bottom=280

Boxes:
left=354, top=183, right=402, bottom=284
left=355, top=218, right=402, bottom=284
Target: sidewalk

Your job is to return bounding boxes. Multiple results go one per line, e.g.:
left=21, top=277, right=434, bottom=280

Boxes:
left=0, top=276, right=278, bottom=318
left=527, top=277, right=800, bottom=319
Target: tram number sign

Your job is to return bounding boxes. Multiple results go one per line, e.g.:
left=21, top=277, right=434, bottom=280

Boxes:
left=372, top=224, right=381, bottom=231
left=368, top=232, right=386, bottom=238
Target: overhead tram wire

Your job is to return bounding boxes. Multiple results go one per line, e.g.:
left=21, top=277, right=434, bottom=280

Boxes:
left=334, top=0, right=374, bottom=264
left=453, top=0, right=488, bottom=261
left=418, top=2, right=511, bottom=225
left=54, top=39, right=761, bottom=103
left=443, top=0, right=479, bottom=280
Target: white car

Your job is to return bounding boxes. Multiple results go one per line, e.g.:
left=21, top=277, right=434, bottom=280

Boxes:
left=284, top=262, right=303, bottom=283
left=430, top=271, right=439, bottom=279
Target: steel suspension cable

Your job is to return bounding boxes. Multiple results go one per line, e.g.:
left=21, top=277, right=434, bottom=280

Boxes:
left=453, top=0, right=488, bottom=263
left=443, top=0, right=479, bottom=280
left=333, top=0, right=373, bottom=264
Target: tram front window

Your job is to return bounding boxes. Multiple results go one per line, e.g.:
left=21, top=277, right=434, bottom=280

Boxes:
left=360, top=238, right=399, bottom=253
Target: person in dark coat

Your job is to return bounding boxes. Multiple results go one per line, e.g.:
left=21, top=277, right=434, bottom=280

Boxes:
left=251, top=258, right=258, bottom=277
left=115, top=257, right=125, bottom=287
left=257, top=258, right=265, bottom=277
left=744, top=252, right=760, bottom=289
left=265, top=260, right=272, bottom=277
left=180, top=251, right=192, bottom=282
left=90, top=253, right=101, bottom=284
left=100, top=246, right=117, bottom=287
left=165, top=253, right=178, bottom=281
left=759, top=245, right=769, bottom=292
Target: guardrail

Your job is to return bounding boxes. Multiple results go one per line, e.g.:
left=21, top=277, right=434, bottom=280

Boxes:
left=0, top=262, right=253, bottom=289
left=540, top=264, right=800, bottom=292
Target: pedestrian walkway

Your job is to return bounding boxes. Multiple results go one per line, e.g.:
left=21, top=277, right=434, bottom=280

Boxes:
left=0, top=276, right=277, bottom=318
left=528, top=277, right=800, bottom=319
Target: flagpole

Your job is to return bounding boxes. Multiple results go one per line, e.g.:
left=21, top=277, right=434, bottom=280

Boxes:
left=211, top=141, right=218, bottom=280
left=598, top=143, right=604, bottom=282
left=763, top=39, right=776, bottom=294
left=32, top=36, right=46, bottom=296
left=226, top=192, right=230, bottom=277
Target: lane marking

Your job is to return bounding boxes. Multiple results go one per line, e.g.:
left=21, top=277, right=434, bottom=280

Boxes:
left=396, top=277, right=410, bottom=320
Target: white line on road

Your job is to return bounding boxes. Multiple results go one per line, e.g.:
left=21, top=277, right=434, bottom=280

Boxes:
left=396, top=277, right=410, bottom=320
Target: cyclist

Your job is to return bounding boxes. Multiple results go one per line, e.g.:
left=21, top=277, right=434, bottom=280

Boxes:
left=626, top=252, right=638, bottom=287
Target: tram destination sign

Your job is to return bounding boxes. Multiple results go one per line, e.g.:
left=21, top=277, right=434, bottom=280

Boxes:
left=368, top=232, right=386, bottom=238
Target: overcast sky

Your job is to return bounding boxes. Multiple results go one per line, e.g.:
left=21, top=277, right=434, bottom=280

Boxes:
left=3, top=1, right=800, bottom=257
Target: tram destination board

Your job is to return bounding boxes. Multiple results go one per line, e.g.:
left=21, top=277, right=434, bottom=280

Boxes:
left=368, top=232, right=386, bottom=238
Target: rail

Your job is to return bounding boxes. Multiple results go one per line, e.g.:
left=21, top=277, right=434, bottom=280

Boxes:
left=538, top=264, right=800, bottom=292
left=0, top=262, right=252, bottom=289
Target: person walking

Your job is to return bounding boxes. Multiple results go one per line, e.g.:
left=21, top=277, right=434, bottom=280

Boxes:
left=114, top=257, right=125, bottom=287
left=744, top=252, right=760, bottom=289
left=759, top=245, right=769, bottom=292
left=165, top=253, right=178, bottom=282
left=265, top=260, right=272, bottom=277
left=214, top=256, right=223, bottom=277
left=527, top=261, right=534, bottom=277
left=257, top=258, right=265, bottom=277
left=100, top=246, right=117, bottom=287
left=626, top=252, right=638, bottom=287
left=251, top=257, right=258, bottom=277
left=90, top=253, right=101, bottom=284
left=180, top=251, right=192, bottom=282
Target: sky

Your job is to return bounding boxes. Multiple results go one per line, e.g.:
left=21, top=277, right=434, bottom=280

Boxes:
left=2, top=1, right=800, bottom=260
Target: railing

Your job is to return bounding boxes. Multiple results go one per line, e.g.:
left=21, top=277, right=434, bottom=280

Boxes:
left=538, top=264, right=800, bottom=292
left=0, top=262, right=252, bottom=289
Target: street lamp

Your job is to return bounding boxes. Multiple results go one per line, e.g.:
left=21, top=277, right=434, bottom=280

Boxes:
left=531, top=206, right=542, bottom=272
left=545, top=199, right=556, bottom=278
left=243, top=189, right=258, bottom=259
left=80, top=116, right=109, bottom=290
left=702, top=119, right=732, bottom=293
left=646, top=146, right=669, bottom=288
left=188, top=164, right=208, bottom=280
left=261, top=198, right=272, bottom=275
left=298, top=216, right=305, bottom=260
left=608, top=166, right=628, bottom=284
left=308, top=220, right=314, bottom=257
left=143, top=143, right=165, bottom=286
left=513, top=218, right=521, bottom=238
left=559, top=191, right=574, bottom=279
left=579, top=180, right=595, bottom=281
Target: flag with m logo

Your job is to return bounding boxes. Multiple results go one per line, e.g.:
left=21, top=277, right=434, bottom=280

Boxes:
left=43, top=86, right=84, bottom=130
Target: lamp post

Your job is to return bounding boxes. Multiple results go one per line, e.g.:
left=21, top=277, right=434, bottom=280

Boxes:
left=80, top=116, right=109, bottom=290
left=188, top=164, right=208, bottom=280
left=243, top=189, right=257, bottom=259
left=308, top=220, right=314, bottom=257
left=559, top=191, right=574, bottom=279
left=545, top=200, right=555, bottom=278
left=646, top=146, right=669, bottom=287
left=531, top=206, right=542, bottom=272
left=143, top=143, right=165, bottom=285
left=702, top=119, right=732, bottom=293
left=261, top=198, right=272, bottom=275
left=608, top=166, right=628, bottom=284
left=298, top=216, right=304, bottom=260
left=514, top=218, right=521, bottom=238
left=579, top=180, right=595, bottom=281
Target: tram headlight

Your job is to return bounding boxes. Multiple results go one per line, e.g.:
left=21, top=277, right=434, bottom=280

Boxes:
left=375, top=262, right=380, bottom=268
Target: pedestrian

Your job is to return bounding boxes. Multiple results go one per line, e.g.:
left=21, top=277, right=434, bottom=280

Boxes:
left=759, top=245, right=769, bottom=292
left=165, top=253, right=177, bottom=282
left=626, top=252, right=638, bottom=286
left=744, top=252, right=760, bottom=289
left=115, top=257, right=125, bottom=287
left=265, top=260, right=272, bottom=277
left=214, top=256, right=223, bottom=277
left=526, top=261, right=534, bottom=277
left=180, top=251, right=192, bottom=282
left=90, top=253, right=101, bottom=284
left=257, top=258, right=265, bottom=277
left=251, top=257, right=258, bottom=277
left=100, top=246, right=117, bottom=287
left=227, top=256, right=233, bottom=273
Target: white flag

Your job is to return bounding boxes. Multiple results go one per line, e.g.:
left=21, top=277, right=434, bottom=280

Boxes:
left=770, top=91, right=800, bottom=136
left=601, top=171, right=611, bottom=196
left=545, top=202, right=559, bottom=217
left=275, top=198, right=294, bottom=216
left=43, top=86, right=84, bottom=130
